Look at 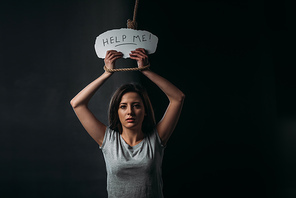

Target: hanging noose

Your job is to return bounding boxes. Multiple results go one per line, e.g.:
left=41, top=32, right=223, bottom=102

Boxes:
left=96, top=0, right=158, bottom=73
left=127, top=0, right=139, bottom=29
left=103, top=0, right=151, bottom=73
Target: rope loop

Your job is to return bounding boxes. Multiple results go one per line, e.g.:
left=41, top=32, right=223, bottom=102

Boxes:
left=127, top=0, right=139, bottom=30
left=127, top=19, right=137, bottom=30
left=104, top=64, right=150, bottom=73
left=112, top=0, right=141, bottom=71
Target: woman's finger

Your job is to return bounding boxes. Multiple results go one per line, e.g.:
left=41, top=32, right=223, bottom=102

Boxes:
left=106, top=50, right=118, bottom=54
left=129, top=51, right=143, bottom=57
left=110, top=53, right=123, bottom=61
left=105, top=50, right=114, bottom=58
left=106, top=50, right=121, bottom=59
left=130, top=51, right=148, bottom=61
left=136, top=48, right=147, bottom=54
left=109, top=54, right=123, bottom=63
left=130, top=50, right=147, bottom=57
left=130, top=50, right=149, bottom=67
left=129, top=55, right=140, bottom=61
left=133, top=50, right=147, bottom=57
left=106, top=52, right=122, bottom=60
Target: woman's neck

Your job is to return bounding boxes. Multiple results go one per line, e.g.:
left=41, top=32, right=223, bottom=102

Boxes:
left=121, top=128, right=144, bottom=147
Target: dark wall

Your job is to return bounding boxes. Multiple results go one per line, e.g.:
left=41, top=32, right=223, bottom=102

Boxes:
left=1, top=0, right=295, bottom=197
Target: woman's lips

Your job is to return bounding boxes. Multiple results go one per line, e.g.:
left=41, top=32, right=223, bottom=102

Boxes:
left=126, top=118, right=135, bottom=123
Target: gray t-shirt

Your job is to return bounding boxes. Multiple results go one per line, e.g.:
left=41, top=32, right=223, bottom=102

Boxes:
left=100, top=127, right=165, bottom=198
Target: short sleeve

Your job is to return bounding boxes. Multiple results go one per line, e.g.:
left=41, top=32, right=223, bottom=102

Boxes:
left=99, top=126, right=110, bottom=150
left=153, top=128, right=166, bottom=149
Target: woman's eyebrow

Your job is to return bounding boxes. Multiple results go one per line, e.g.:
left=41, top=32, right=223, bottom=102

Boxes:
left=120, top=102, right=141, bottom=104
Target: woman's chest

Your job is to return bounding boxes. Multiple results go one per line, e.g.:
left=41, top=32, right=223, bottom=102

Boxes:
left=103, top=140, right=162, bottom=178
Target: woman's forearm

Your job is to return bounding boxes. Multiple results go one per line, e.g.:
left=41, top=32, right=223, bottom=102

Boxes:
left=141, top=69, right=185, bottom=102
left=70, top=71, right=112, bottom=108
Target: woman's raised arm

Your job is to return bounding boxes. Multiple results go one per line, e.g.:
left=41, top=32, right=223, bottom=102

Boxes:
left=130, top=48, right=185, bottom=146
left=70, top=50, right=123, bottom=146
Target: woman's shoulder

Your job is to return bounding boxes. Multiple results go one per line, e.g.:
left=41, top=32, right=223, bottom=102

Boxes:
left=99, top=126, right=119, bottom=149
left=147, top=128, right=166, bottom=148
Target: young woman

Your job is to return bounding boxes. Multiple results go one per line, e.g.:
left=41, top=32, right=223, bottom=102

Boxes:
left=70, top=48, right=185, bottom=198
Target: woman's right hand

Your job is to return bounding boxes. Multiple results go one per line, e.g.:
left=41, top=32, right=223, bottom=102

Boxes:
left=104, top=50, right=123, bottom=70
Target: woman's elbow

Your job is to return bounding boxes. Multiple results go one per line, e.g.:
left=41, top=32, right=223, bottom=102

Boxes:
left=70, top=99, right=78, bottom=108
left=70, top=98, right=88, bottom=109
left=175, top=92, right=185, bottom=103
left=179, top=92, right=185, bottom=102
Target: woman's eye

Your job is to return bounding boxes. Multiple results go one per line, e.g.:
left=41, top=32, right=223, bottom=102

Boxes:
left=120, top=105, right=126, bottom=109
left=133, top=105, right=140, bottom=108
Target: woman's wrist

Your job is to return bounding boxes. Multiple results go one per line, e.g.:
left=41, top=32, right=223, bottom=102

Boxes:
left=140, top=64, right=151, bottom=73
left=103, top=69, right=113, bottom=76
left=103, top=65, right=114, bottom=75
left=140, top=68, right=153, bottom=77
left=138, top=63, right=151, bottom=71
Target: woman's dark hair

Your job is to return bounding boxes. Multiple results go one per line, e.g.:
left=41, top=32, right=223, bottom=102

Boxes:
left=108, top=83, right=156, bottom=134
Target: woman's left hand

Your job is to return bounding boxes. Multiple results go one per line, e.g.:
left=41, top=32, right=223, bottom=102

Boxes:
left=129, top=48, right=149, bottom=68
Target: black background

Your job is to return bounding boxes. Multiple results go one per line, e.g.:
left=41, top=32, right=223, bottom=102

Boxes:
left=1, top=0, right=296, bottom=197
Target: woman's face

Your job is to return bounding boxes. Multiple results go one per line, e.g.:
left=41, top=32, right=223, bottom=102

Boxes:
left=118, top=92, right=146, bottom=131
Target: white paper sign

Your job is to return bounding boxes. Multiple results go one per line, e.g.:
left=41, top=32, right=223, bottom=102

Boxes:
left=94, top=28, right=158, bottom=59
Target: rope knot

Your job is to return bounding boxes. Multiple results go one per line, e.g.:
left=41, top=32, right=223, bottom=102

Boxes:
left=127, top=19, right=138, bottom=30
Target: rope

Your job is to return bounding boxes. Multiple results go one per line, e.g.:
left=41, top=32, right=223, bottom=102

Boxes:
left=115, top=0, right=143, bottom=72
left=107, top=0, right=143, bottom=72
left=127, top=0, right=139, bottom=29
left=104, top=64, right=150, bottom=73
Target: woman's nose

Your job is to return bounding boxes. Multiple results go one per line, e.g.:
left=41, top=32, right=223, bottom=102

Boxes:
left=127, top=105, right=134, bottom=115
